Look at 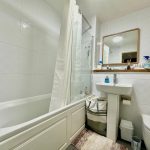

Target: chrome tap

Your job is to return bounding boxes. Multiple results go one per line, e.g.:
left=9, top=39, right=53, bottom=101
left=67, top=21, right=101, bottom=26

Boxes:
left=84, top=86, right=89, bottom=95
left=113, top=73, right=117, bottom=84
left=80, top=87, right=89, bottom=96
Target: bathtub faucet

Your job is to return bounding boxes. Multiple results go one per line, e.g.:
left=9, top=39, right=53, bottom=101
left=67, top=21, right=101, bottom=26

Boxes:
left=80, top=87, right=89, bottom=96
left=84, top=86, right=89, bottom=95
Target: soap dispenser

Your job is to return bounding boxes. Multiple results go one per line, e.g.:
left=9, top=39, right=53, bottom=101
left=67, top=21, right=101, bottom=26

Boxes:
left=105, top=76, right=110, bottom=83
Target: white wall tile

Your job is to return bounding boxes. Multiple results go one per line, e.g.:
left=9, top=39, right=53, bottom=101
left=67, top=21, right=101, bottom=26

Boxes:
left=96, top=7, right=150, bottom=137
left=92, top=73, right=150, bottom=137
left=0, top=0, right=60, bottom=102
left=0, top=2, right=21, bottom=47
left=0, top=42, right=18, bottom=74
left=99, top=7, right=150, bottom=63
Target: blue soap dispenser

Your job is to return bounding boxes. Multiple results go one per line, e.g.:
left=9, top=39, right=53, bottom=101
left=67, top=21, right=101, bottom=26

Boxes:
left=105, top=76, right=110, bottom=83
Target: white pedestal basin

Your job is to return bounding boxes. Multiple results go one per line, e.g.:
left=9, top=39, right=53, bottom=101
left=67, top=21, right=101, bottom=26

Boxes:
left=96, top=82, right=132, bottom=142
left=96, top=83, right=132, bottom=96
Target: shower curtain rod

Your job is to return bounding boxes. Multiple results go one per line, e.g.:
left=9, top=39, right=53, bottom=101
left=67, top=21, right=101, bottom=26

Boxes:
left=79, top=9, right=92, bottom=34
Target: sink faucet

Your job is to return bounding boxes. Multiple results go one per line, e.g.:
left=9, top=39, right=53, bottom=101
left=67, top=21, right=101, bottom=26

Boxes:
left=113, top=73, right=117, bottom=84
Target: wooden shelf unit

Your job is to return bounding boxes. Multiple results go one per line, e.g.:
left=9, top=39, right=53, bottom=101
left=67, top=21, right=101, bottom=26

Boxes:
left=93, top=69, right=150, bottom=72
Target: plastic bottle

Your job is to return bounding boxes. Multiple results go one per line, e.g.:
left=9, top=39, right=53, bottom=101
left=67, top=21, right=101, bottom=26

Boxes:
left=105, top=76, right=110, bottom=83
left=97, top=60, right=103, bottom=69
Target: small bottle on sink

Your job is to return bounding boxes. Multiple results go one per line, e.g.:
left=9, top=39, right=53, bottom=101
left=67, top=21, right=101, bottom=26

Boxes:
left=105, top=76, right=110, bottom=83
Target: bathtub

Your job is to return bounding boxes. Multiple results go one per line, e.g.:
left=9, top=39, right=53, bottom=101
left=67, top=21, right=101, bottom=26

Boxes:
left=0, top=94, right=86, bottom=150
left=0, top=94, right=51, bottom=141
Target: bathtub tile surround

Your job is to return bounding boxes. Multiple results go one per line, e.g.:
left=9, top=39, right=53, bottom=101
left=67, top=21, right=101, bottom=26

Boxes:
left=0, top=0, right=92, bottom=149
left=0, top=0, right=61, bottom=102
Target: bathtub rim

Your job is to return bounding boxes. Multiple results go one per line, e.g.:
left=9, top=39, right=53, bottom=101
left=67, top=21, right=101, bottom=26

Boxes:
left=0, top=95, right=91, bottom=142
left=0, top=94, right=51, bottom=111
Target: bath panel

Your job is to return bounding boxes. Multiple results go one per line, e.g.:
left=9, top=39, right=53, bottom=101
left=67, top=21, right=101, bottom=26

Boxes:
left=0, top=97, right=86, bottom=150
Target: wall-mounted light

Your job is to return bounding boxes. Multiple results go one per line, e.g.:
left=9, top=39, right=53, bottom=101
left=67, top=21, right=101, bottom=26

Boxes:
left=112, top=36, right=123, bottom=43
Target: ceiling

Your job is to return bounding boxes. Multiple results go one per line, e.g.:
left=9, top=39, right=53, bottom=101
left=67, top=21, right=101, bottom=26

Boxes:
left=76, top=0, right=150, bottom=22
left=45, top=0, right=150, bottom=22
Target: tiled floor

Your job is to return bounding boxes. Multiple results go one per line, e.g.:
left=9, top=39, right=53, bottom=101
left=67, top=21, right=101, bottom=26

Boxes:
left=66, top=129, right=147, bottom=150
left=67, top=141, right=147, bottom=150
left=117, top=139, right=146, bottom=150
left=117, top=140, right=133, bottom=150
left=66, top=129, right=128, bottom=150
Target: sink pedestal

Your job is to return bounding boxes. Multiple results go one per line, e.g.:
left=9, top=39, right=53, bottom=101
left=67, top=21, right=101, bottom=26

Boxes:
left=107, top=94, right=120, bottom=142
left=96, top=82, right=132, bottom=142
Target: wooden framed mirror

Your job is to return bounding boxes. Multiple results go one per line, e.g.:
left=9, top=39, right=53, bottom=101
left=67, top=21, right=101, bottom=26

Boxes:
left=102, top=28, right=140, bottom=66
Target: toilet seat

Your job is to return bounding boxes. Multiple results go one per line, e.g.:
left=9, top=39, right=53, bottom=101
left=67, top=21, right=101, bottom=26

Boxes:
left=142, top=114, right=150, bottom=131
left=142, top=114, right=150, bottom=150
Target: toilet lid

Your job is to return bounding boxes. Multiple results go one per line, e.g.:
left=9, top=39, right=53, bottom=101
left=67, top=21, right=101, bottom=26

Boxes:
left=142, top=114, right=150, bottom=130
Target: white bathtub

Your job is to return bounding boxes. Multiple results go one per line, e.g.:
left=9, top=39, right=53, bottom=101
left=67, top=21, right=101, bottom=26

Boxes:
left=0, top=94, right=86, bottom=150
left=0, top=94, right=51, bottom=142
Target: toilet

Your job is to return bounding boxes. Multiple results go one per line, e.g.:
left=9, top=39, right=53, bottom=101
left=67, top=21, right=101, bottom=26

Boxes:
left=142, top=114, right=150, bottom=150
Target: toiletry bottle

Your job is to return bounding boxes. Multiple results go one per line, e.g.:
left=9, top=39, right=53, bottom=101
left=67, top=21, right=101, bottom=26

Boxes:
left=105, top=76, right=110, bottom=83
left=97, top=60, right=103, bottom=69
left=107, top=65, right=110, bottom=70
left=127, top=59, right=131, bottom=70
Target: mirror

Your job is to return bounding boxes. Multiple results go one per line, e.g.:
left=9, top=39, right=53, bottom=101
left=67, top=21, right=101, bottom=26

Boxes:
left=102, top=28, right=140, bottom=65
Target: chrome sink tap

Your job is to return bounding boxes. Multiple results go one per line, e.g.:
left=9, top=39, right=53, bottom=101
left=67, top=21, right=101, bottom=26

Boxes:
left=113, top=73, right=117, bottom=85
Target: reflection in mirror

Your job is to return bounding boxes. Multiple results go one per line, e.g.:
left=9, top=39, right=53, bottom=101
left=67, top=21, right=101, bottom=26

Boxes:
left=102, top=29, right=140, bottom=65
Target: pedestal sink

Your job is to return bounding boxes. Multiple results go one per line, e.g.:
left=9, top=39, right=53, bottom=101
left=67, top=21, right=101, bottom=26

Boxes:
left=96, top=82, right=132, bottom=142
left=97, top=83, right=132, bottom=96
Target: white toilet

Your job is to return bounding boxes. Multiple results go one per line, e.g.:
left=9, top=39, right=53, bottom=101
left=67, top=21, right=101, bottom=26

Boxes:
left=142, top=114, right=150, bottom=150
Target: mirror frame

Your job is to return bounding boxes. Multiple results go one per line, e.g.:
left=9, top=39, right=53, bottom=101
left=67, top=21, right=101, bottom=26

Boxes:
left=102, top=28, right=140, bottom=66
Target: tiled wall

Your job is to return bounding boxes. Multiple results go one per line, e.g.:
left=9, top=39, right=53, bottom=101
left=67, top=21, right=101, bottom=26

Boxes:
left=0, top=0, right=61, bottom=102
left=93, top=6, right=150, bottom=138
left=99, top=6, right=150, bottom=63
left=92, top=73, right=150, bottom=138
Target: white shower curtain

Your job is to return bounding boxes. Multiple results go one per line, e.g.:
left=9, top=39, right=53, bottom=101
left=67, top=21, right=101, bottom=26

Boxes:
left=49, top=0, right=82, bottom=111
left=71, top=5, right=83, bottom=101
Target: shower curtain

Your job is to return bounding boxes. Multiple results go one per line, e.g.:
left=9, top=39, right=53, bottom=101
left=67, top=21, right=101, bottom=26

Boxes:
left=49, top=0, right=82, bottom=111
left=70, top=4, right=82, bottom=101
